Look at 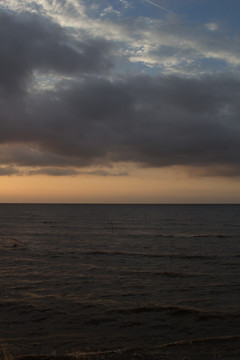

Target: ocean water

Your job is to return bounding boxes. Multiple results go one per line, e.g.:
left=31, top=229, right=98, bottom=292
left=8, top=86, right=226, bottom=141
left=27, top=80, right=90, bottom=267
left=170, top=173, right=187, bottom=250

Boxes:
left=0, top=204, right=240, bottom=359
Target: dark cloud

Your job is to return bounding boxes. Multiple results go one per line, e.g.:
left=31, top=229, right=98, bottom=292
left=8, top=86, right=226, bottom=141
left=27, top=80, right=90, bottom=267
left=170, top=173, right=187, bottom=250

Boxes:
left=25, top=74, right=240, bottom=172
left=0, top=167, right=21, bottom=176
left=188, top=165, right=240, bottom=178
left=1, top=73, right=240, bottom=175
left=0, top=160, right=127, bottom=177
left=27, top=168, right=79, bottom=176
left=27, top=168, right=128, bottom=177
left=0, top=8, right=240, bottom=177
left=0, top=9, right=113, bottom=94
left=78, top=169, right=129, bottom=177
left=1, top=71, right=240, bottom=176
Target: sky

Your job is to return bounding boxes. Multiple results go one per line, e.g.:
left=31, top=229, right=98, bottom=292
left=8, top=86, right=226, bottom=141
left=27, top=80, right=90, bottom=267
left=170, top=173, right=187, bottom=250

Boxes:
left=0, top=0, right=240, bottom=203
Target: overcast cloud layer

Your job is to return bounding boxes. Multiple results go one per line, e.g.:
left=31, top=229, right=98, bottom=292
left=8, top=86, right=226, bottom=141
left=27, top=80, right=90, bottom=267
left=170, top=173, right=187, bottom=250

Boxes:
left=0, top=0, right=240, bottom=177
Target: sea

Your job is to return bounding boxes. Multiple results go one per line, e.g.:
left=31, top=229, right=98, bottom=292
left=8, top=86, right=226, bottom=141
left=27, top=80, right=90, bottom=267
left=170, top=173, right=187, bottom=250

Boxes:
left=0, top=204, right=240, bottom=360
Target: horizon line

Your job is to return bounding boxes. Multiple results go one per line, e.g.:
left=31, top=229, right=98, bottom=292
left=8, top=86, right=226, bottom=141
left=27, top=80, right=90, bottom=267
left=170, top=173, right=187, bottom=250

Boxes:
left=0, top=202, right=239, bottom=205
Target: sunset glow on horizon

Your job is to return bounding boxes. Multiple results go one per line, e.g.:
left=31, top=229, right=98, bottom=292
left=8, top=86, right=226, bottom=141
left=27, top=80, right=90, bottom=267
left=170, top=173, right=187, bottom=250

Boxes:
left=1, top=166, right=239, bottom=203
left=0, top=0, right=240, bottom=203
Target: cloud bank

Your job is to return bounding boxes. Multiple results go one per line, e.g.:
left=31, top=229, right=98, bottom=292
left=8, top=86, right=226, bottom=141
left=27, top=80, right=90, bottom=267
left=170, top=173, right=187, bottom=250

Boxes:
left=0, top=2, right=240, bottom=177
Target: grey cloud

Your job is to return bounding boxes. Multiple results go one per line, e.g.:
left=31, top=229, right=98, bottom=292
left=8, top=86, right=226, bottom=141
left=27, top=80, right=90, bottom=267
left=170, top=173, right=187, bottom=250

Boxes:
left=0, top=8, right=240, bottom=177
left=0, top=167, right=21, bottom=176
left=0, top=145, right=84, bottom=167
left=0, top=9, right=113, bottom=94
left=1, top=73, right=240, bottom=176
left=27, top=168, right=79, bottom=176
left=78, top=170, right=129, bottom=177
left=189, top=165, right=240, bottom=178
left=25, top=167, right=128, bottom=177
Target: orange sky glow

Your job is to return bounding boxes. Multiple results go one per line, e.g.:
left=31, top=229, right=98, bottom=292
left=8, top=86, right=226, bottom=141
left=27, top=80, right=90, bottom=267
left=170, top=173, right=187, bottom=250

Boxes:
left=1, top=167, right=239, bottom=203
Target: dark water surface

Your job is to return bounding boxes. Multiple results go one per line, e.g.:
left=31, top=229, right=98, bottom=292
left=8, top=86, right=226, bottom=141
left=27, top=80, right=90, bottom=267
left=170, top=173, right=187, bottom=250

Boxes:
left=0, top=204, right=240, bottom=358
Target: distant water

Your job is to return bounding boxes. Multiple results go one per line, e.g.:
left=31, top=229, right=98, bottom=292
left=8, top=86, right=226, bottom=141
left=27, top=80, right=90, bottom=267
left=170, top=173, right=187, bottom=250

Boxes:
left=0, top=204, right=240, bottom=358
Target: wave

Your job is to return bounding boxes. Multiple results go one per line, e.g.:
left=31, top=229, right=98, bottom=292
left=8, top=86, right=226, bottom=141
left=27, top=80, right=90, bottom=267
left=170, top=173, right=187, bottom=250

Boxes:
left=13, top=335, right=240, bottom=360
left=123, top=232, right=236, bottom=239
left=84, top=250, right=220, bottom=260
left=106, top=304, right=240, bottom=320
left=121, top=270, right=201, bottom=278
left=120, top=269, right=192, bottom=278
